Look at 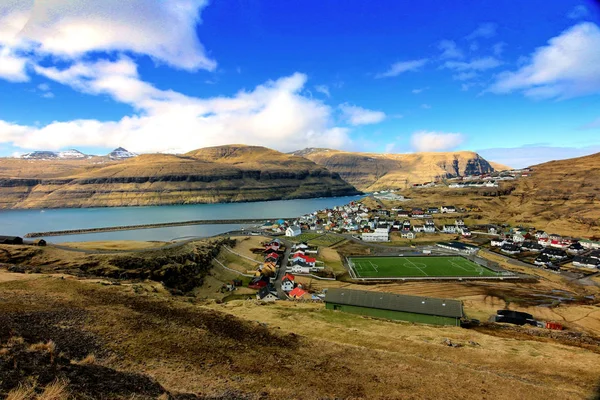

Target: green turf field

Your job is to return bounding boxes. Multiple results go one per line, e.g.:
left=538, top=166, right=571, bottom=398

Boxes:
left=348, top=256, right=499, bottom=278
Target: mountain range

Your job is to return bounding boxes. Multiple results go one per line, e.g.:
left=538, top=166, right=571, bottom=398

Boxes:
left=0, top=145, right=358, bottom=209
left=292, top=148, right=511, bottom=191
left=20, top=147, right=137, bottom=160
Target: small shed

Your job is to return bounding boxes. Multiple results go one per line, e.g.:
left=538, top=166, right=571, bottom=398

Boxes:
left=324, top=288, right=463, bottom=326
left=0, top=236, right=24, bottom=245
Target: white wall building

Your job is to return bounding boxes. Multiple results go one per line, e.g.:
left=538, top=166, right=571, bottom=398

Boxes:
left=285, top=226, right=302, bottom=237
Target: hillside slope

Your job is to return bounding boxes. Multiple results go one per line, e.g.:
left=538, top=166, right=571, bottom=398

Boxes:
left=399, top=152, right=600, bottom=237
left=293, top=148, right=504, bottom=191
left=0, top=145, right=359, bottom=209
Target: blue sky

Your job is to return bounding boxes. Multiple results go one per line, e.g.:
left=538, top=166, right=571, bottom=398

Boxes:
left=1, top=0, right=600, bottom=167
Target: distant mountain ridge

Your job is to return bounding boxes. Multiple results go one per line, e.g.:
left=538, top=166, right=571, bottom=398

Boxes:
left=292, top=148, right=509, bottom=191
left=0, top=144, right=359, bottom=209
left=19, top=148, right=137, bottom=160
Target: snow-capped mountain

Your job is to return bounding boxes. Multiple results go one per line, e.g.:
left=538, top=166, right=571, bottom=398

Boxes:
left=108, top=147, right=137, bottom=159
left=21, top=149, right=88, bottom=159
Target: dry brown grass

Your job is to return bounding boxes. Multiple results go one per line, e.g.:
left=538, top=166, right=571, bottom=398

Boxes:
left=28, top=341, right=56, bottom=354
left=77, top=354, right=96, bottom=365
left=38, top=380, right=69, bottom=400
left=2, top=275, right=600, bottom=399
left=6, top=383, right=36, bottom=400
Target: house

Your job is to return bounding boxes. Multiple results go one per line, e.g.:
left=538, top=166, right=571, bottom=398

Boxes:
left=573, top=256, right=600, bottom=269
left=459, top=227, right=471, bottom=237
left=292, top=242, right=309, bottom=251
left=534, top=254, right=552, bottom=266
left=288, top=287, right=310, bottom=300
left=401, top=229, right=416, bottom=239
left=427, top=207, right=439, bottom=214
left=567, top=242, right=585, bottom=255
left=362, top=227, right=390, bottom=242
left=542, top=248, right=568, bottom=260
left=512, top=233, right=525, bottom=243
left=488, top=226, right=499, bottom=235
left=534, top=231, right=548, bottom=239
left=248, top=277, right=269, bottom=290
left=291, top=253, right=316, bottom=266
left=281, top=273, right=296, bottom=292
left=548, top=233, right=562, bottom=241
left=490, top=238, right=506, bottom=247
left=442, top=225, right=457, bottom=234
left=324, top=288, right=463, bottom=326
left=285, top=226, right=302, bottom=237
left=265, top=252, right=280, bottom=263
left=521, top=241, right=543, bottom=252
left=440, top=206, right=457, bottom=213
left=0, top=236, right=24, bottom=245
left=256, top=285, right=279, bottom=302
left=436, top=241, right=478, bottom=254
left=580, top=239, right=600, bottom=250
left=424, top=221, right=436, bottom=233
left=413, top=225, right=425, bottom=233
left=455, top=219, right=465, bottom=227
left=411, top=209, right=425, bottom=218
left=501, top=243, right=521, bottom=255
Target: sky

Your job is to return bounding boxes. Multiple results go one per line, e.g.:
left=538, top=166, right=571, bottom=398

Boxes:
left=1, top=0, right=600, bottom=167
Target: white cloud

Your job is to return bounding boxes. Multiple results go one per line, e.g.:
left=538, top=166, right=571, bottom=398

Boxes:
left=314, top=85, right=331, bottom=98
left=466, top=23, right=497, bottom=40
left=37, top=83, right=50, bottom=91
left=438, top=40, right=463, bottom=59
left=0, top=70, right=354, bottom=153
left=41, top=92, right=54, bottom=98
left=568, top=5, right=590, bottom=19
left=339, top=103, right=386, bottom=125
left=420, top=104, right=431, bottom=109
left=489, top=22, right=600, bottom=99
left=411, top=87, right=427, bottom=94
left=444, top=57, right=502, bottom=71
left=411, top=131, right=465, bottom=152
left=375, top=59, right=428, bottom=78
left=0, top=47, right=28, bottom=82
left=0, top=0, right=215, bottom=76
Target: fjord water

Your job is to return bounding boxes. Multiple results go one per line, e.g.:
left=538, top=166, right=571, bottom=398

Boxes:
left=0, top=195, right=363, bottom=243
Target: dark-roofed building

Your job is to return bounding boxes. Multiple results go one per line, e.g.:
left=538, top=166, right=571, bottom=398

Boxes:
left=436, top=241, right=479, bottom=255
left=324, top=288, right=463, bottom=326
left=0, top=236, right=23, bottom=245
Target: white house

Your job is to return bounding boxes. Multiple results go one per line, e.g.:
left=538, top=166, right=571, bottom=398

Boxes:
left=257, top=287, right=278, bottom=302
left=289, top=264, right=311, bottom=274
left=512, top=233, right=526, bottom=243
left=413, top=225, right=425, bottom=233
left=401, top=230, right=416, bottom=239
left=491, top=238, right=506, bottom=247
left=286, top=226, right=302, bottom=237
left=362, top=227, right=390, bottom=242
left=442, top=225, right=457, bottom=234
left=423, top=222, right=436, bottom=233
left=455, top=219, right=465, bottom=227
left=440, top=206, right=457, bottom=213
left=281, top=274, right=295, bottom=292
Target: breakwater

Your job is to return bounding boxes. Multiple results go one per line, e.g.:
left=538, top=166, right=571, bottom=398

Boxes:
left=24, top=218, right=291, bottom=238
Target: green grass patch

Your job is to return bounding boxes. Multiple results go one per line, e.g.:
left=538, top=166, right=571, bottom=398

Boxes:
left=348, top=256, right=499, bottom=278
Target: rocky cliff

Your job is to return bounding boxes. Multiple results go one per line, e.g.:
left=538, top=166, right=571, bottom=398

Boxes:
left=292, top=148, right=502, bottom=191
left=0, top=145, right=360, bottom=209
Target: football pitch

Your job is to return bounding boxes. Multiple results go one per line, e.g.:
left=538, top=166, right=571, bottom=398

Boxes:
left=348, top=256, right=499, bottom=278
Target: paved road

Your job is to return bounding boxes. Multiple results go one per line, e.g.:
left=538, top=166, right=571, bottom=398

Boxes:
left=274, top=238, right=292, bottom=299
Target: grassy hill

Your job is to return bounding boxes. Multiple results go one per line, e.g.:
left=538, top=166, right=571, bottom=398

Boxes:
left=0, top=145, right=359, bottom=209
left=292, top=148, right=507, bottom=191
left=1, top=267, right=599, bottom=399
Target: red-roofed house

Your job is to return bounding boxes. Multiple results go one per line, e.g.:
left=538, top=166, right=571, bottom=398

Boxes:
left=281, top=273, right=295, bottom=292
left=265, top=252, right=280, bottom=262
left=288, top=287, right=309, bottom=300
left=291, top=252, right=316, bottom=266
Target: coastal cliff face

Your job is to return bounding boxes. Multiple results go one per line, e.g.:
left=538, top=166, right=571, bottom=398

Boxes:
left=0, top=145, right=360, bottom=209
left=293, top=148, right=505, bottom=191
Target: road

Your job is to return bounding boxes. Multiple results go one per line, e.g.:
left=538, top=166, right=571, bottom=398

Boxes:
left=274, top=238, right=292, bottom=299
